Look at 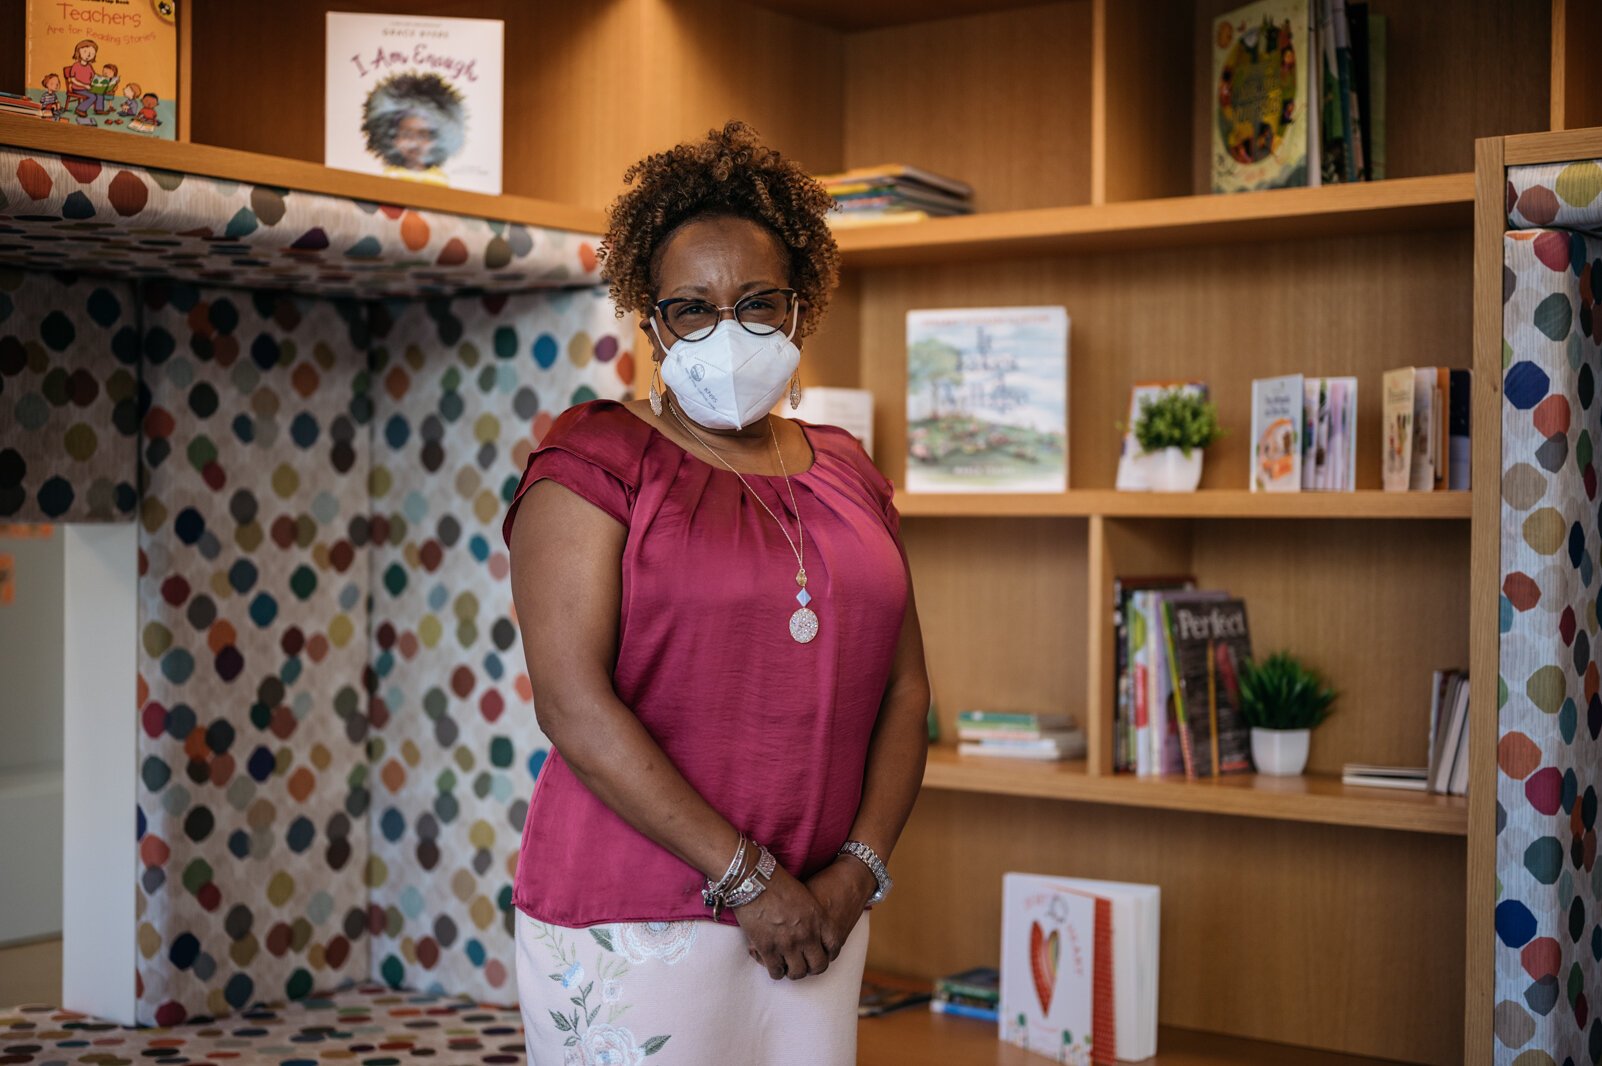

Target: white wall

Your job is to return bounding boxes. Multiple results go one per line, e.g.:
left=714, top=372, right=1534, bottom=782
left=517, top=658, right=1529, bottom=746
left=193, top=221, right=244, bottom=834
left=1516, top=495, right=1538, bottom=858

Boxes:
left=60, top=523, right=137, bottom=1025
left=0, top=527, right=65, bottom=946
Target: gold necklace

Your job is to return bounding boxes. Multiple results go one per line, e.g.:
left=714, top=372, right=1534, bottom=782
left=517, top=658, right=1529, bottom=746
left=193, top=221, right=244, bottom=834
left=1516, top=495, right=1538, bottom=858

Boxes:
left=666, top=399, right=819, bottom=645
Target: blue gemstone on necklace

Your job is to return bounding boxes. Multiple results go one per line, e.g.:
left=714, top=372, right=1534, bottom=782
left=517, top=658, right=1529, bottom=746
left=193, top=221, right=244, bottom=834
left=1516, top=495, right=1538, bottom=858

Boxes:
left=796, top=588, right=812, bottom=607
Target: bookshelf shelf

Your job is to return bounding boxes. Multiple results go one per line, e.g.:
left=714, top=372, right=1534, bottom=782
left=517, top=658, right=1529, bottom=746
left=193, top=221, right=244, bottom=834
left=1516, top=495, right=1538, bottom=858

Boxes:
left=858, top=1007, right=1403, bottom=1065
left=893, top=490, right=1474, bottom=520
left=0, top=116, right=605, bottom=235
left=921, top=746, right=1468, bottom=837
left=833, top=174, right=1474, bottom=267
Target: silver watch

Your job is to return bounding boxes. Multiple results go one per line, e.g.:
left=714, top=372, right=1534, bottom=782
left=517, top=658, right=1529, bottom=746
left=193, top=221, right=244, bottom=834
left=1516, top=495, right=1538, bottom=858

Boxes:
left=837, top=840, right=892, bottom=905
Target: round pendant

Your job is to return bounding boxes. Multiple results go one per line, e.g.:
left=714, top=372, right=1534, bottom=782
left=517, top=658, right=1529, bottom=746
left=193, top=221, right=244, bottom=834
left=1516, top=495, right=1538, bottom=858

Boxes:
left=789, top=606, right=819, bottom=644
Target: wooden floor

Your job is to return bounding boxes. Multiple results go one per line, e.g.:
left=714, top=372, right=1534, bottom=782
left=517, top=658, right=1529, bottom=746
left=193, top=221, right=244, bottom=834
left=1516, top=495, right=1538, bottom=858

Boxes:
left=0, top=937, right=60, bottom=1007
left=857, top=1008, right=1410, bottom=1065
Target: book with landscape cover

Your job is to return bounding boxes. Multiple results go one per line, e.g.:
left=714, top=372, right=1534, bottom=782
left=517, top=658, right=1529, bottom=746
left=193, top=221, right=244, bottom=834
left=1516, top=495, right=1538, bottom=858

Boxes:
left=26, top=0, right=179, bottom=138
left=906, top=307, right=1068, bottom=493
left=325, top=12, right=504, bottom=194
left=1163, top=598, right=1253, bottom=778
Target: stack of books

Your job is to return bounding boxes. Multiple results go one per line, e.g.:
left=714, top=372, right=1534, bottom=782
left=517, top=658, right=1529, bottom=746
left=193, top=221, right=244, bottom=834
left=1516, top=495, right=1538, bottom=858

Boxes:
left=857, top=971, right=933, bottom=1017
left=1341, top=668, right=1469, bottom=794
left=1382, top=368, right=1473, bottom=492
left=930, top=966, right=999, bottom=1021
left=956, top=710, right=1086, bottom=762
left=0, top=93, right=43, bottom=120
left=814, top=163, right=973, bottom=228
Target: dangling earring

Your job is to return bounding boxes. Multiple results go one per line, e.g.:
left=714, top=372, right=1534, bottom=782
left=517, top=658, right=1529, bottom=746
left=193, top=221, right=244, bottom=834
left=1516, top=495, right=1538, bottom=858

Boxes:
left=788, top=369, right=802, bottom=410
left=649, top=359, right=664, bottom=416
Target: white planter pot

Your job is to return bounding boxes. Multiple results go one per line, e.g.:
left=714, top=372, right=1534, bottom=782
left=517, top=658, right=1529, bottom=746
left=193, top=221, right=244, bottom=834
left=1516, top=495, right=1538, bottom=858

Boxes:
left=1147, top=447, right=1204, bottom=492
left=1251, top=727, right=1311, bottom=776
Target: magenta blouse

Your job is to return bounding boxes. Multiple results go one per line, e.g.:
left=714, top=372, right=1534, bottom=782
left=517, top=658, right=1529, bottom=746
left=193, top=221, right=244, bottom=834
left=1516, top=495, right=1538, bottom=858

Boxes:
left=500, top=398, right=909, bottom=928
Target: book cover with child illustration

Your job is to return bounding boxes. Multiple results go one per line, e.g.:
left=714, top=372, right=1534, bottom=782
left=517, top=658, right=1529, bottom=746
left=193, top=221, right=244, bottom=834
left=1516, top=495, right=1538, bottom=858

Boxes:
left=325, top=13, right=504, bottom=194
left=25, top=0, right=178, bottom=138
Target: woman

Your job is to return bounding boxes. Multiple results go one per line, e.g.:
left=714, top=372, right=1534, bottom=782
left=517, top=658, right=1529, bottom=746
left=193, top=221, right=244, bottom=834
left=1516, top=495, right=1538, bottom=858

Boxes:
left=503, top=120, right=929, bottom=1064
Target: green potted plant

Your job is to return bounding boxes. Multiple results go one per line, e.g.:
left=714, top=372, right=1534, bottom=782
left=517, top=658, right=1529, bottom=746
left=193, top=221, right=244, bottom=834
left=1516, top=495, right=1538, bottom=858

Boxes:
left=1131, top=388, right=1224, bottom=491
left=1237, top=652, right=1337, bottom=776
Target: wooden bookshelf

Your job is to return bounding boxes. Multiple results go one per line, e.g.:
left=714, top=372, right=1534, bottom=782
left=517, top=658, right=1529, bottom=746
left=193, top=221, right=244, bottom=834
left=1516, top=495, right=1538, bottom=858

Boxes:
left=921, top=746, right=1467, bottom=836
left=858, top=1007, right=1409, bottom=1065
left=834, top=173, right=1474, bottom=266
left=894, top=490, right=1474, bottom=520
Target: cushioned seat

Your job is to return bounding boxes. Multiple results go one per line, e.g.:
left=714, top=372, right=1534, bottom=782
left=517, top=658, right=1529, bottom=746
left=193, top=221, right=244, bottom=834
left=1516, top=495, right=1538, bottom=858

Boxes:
left=1, top=984, right=526, bottom=1065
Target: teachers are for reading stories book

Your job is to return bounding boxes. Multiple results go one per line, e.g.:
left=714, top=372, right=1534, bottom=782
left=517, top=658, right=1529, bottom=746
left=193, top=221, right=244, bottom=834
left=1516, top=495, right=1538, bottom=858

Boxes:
left=325, top=13, right=503, bottom=194
left=25, top=0, right=178, bottom=138
left=906, top=306, right=1068, bottom=493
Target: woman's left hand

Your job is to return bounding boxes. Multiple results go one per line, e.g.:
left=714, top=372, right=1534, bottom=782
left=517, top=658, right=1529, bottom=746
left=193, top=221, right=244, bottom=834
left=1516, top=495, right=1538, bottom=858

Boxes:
left=805, top=857, right=878, bottom=961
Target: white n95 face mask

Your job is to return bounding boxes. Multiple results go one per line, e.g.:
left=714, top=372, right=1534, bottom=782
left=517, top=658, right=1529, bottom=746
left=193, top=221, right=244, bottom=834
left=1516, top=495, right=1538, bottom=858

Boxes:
left=651, top=314, right=800, bottom=431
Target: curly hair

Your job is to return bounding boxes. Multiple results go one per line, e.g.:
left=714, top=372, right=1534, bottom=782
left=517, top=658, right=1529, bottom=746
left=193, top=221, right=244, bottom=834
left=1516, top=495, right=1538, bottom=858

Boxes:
left=361, top=71, right=465, bottom=169
left=598, top=121, right=839, bottom=340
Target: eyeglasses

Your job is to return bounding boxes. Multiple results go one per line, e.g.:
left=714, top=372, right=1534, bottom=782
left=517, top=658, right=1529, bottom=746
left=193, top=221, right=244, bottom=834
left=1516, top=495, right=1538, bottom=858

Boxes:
left=652, top=288, right=798, bottom=343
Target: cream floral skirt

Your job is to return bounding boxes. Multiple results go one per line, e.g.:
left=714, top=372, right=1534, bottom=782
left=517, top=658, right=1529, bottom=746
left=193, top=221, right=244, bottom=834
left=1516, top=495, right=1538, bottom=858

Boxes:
left=514, top=907, right=870, bottom=1065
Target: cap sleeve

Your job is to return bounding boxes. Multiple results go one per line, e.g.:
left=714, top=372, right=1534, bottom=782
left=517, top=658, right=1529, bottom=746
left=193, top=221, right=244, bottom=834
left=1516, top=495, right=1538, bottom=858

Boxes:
left=501, top=400, right=649, bottom=547
left=804, top=420, right=901, bottom=540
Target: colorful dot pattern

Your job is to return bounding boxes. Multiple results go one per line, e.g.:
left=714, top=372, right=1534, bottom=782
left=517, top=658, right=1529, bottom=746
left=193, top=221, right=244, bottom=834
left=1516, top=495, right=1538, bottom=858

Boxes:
left=1497, top=159, right=1602, bottom=1063
left=0, top=149, right=603, bottom=299
left=1, top=982, right=527, bottom=1064
left=0, top=268, right=141, bottom=522
left=133, top=281, right=631, bottom=1027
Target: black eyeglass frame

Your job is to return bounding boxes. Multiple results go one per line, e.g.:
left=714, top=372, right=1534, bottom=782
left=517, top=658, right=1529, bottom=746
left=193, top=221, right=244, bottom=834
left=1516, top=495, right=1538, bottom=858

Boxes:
left=651, top=287, right=800, bottom=344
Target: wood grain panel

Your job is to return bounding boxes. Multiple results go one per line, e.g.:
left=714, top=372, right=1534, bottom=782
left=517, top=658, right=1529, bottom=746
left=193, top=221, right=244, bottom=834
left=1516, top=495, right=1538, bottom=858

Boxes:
left=1189, top=518, right=1470, bottom=775
left=898, top=518, right=1088, bottom=742
left=746, top=0, right=1061, bottom=32
left=856, top=229, right=1472, bottom=494
left=865, top=789, right=1466, bottom=1063
left=1550, top=0, right=1602, bottom=131
left=843, top=2, right=1093, bottom=213
left=1092, top=0, right=1193, bottom=203
left=1190, top=0, right=1550, bottom=191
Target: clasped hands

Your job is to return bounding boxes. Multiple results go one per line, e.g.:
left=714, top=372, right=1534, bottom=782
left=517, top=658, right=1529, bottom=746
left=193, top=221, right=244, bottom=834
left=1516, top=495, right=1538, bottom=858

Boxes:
left=734, top=854, right=878, bottom=982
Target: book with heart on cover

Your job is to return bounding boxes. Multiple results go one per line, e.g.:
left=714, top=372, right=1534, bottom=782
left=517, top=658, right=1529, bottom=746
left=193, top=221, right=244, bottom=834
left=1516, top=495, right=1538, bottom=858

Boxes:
left=1000, top=873, right=1160, bottom=1064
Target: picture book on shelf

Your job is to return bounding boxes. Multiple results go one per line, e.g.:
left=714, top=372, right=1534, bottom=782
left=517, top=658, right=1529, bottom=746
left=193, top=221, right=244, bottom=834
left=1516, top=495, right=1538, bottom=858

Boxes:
left=1381, top=368, right=1414, bottom=492
left=25, top=0, right=179, bottom=138
left=906, top=307, right=1068, bottom=493
left=1251, top=374, right=1303, bottom=491
left=1210, top=0, right=1313, bottom=193
left=1001, top=873, right=1160, bottom=1065
left=325, top=12, right=504, bottom=194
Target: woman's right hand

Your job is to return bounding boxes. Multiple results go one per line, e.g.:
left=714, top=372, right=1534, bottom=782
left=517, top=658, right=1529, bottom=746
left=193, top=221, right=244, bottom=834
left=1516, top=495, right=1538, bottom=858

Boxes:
left=733, top=862, right=833, bottom=981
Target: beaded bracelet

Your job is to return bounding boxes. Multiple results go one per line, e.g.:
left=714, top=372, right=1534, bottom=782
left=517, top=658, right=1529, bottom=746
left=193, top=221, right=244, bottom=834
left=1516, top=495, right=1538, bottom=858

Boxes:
left=723, top=844, right=777, bottom=908
left=703, top=834, right=757, bottom=919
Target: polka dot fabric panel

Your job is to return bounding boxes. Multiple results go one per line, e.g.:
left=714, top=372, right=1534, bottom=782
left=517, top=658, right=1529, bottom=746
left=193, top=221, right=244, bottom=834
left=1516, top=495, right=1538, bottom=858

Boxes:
left=1, top=983, right=526, bottom=1064
left=136, top=283, right=376, bottom=1027
left=0, top=268, right=140, bottom=522
left=1508, top=159, right=1602, bottom=234
left=0, top=149, right=604, bottom=299
left=1497, top=222, right=1602, bottom=1062
left=365, top=287, right=634, bottom=1005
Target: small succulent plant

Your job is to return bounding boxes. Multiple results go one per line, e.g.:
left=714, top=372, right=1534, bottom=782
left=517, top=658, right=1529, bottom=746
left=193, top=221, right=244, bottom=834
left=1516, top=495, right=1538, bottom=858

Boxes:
left=1131, top=389, right=1225, bottom=457
left=1238, top=652, right=1337, bottom=731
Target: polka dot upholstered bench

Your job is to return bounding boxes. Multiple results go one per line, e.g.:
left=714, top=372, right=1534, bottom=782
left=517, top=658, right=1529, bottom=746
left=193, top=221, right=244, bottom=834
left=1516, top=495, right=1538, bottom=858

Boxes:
left=0, top=985, right=528, bottom=1065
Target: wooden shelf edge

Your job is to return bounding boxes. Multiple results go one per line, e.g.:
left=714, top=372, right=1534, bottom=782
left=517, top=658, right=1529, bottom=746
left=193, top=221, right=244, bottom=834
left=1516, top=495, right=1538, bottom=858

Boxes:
left=893, top=489, right=1475, bottom=520
left=858, top=1004, right=1413, bottom=1064
left=835, top=173, right=1475, bottom=266
left=920, top=748, right=1467, bottom=836
left=0, top=115, right=607, bottom=236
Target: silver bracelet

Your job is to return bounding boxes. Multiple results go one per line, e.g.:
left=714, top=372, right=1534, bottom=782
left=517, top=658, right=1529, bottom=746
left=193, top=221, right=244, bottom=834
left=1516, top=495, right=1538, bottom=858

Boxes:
left=837, top=840, right=893, bottom=905
left=702, top=833, right=749, bottom=909
left=724, top=844, right=777, bottom=908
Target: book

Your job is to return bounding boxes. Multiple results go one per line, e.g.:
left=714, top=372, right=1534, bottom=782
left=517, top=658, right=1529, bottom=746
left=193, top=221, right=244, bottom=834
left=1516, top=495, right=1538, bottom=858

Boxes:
left=1116, top=382, right=1206, bottom=492
left=1341, top=764, right=1428, bottom=790
left=1367, top=12, right=1387, bottom=180
left=1210, top=0, right=1315, bottom=193
left=935, top=966, right=1001, bottom=1003
left=929, top=998, right=1000, bottom=1021
left=814, top=163, right=975, bottom=200
left=325, top=13, right=504, bottom=194
left=1148, top=590, right=1228, bottom=777
left=958, top=724, right=1083, bottom=742
left=957, top=710, right=1076, bottom=731
left=1001, top=873, right=1160, bottom=1064
left=1114, top=575, right=1195, bottom=774
left=26, top=0, right=179, bottom=137
left=1410, top=367, right=1438, bottom=491
left=1381, top=368, right=1414, bottom=492
left=1429, top=673, right=1470, bottom=795
left=958, top=736, right=1087, bottom=761
left=781, top=386, right=875, bottom=458
left=1163, top=598, right=1253, bottom=778
left=858, top=972, right=933, bottom=1017
left=1251, top=374, right=1304, bottom=492
left=1448, top=369, right=1472, bottom=491
left=906, top=307, right=1069, bottom=493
